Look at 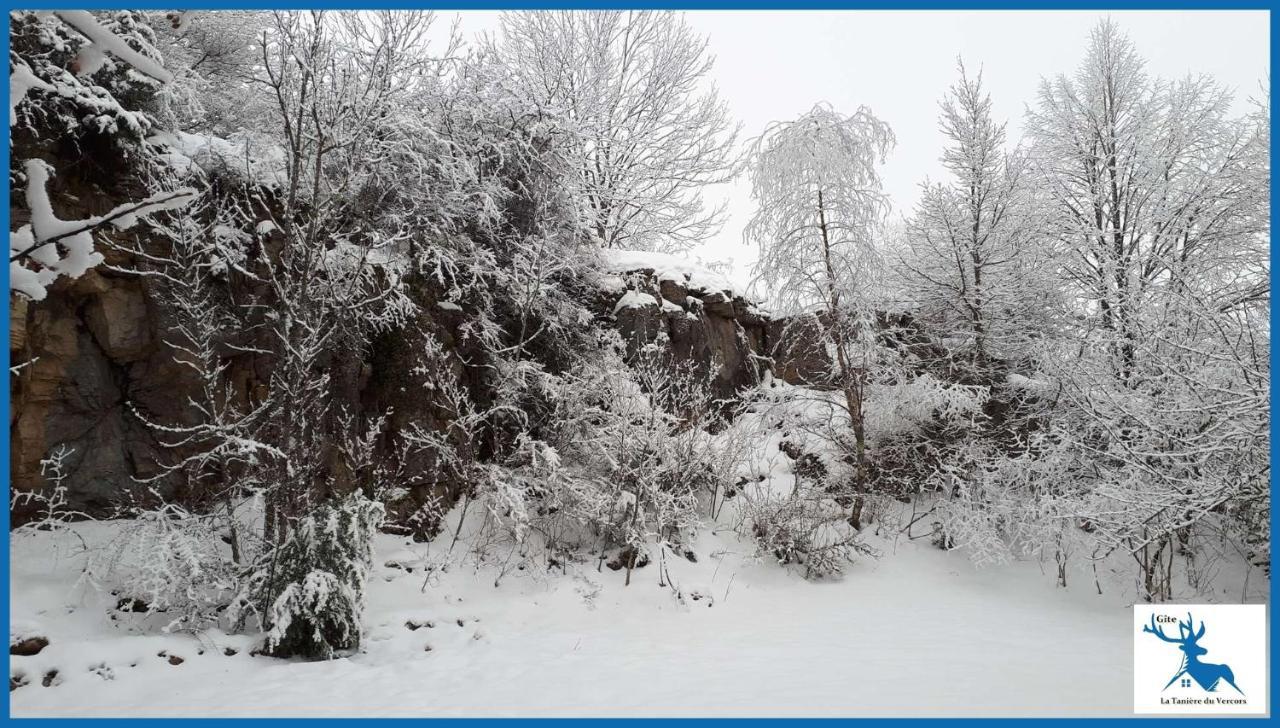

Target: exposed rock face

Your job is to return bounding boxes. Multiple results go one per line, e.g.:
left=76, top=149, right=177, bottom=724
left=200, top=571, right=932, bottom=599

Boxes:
left=592, top=259, right=859, bottom=398
left=7, top=266, right=471, bottom=528
left=594, top=266, right=771, bottom=399
left=10, top=226, right=831, bottom=523
left=84, top=283, right=152, bottom=363
left=10, top=268, right=193, bottom=518
left=359, top=286, right=485, bottom=540
left=594, top=269, right=969, bottom=395
left=766, top=314, right=831, bottom=386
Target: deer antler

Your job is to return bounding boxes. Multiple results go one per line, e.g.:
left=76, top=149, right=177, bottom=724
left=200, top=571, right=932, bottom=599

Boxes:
left=1184, top=613, right=1205, bottom=641
left=1143, top=615, right=1184, bottom=643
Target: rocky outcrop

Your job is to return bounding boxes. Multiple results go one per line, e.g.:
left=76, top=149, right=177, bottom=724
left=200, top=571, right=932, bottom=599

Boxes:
left=9, top=253, right=824, bottom=522
left=8, top=259, right=479, bottom=529
left=10, top=267, right=194, bottom=517
left=6, top=242, right=238, bottom=512
left=593, top=265, right=770, bottom=400
left=592, top=257, right=862, bottom=397
left=766, top=314, right=830, bottom=386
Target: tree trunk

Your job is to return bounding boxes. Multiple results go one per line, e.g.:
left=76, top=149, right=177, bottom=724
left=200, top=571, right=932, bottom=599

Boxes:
left=816, top=188, right=868, bottom=528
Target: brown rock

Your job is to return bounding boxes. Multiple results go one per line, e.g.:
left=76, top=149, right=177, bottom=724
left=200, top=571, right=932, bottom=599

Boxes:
left=85, top=283, right=151, bottom=362
left=604, top=277, right=774, bottom=401
left=68, top=269, right=110, bottom=297
left=658, top=278, right=687, bottom=305
left=701, top=291, right=736, bottom=318
left=10, top=296, right=28, bottom=351
left=9, top=637, right=48, bottom=656
left=768, top=315, right=830, bottom=385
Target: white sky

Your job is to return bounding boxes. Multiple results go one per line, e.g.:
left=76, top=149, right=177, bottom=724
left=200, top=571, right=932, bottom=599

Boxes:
left=446, top=10, right=1269, bottom=287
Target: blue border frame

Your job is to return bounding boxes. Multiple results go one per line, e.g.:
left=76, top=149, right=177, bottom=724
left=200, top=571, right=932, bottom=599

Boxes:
left=0, top=2, right=1274, bottom=723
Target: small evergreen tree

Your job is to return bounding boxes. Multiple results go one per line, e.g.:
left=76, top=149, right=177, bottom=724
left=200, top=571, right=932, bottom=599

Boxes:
left=232, top=493, right=384, bottom=660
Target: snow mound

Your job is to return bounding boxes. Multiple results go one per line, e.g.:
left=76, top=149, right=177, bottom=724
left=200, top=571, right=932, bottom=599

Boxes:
left=612, top=290, right=658, bottom=314
left=600, top=249, right=738, bottom=297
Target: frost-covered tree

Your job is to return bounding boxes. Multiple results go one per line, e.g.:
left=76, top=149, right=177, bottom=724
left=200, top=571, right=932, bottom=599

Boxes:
left=495, top=10, right=738, bottom=252
left=149, top=10, right=267, bottom=135
left=898, top=62, right=1056, bottom=369
left=1025, top=20, right=1269, bottom=600
left=1026, top=19, right=1260, bottom=385
left=743, top=103, right=895, bottom=525
left=242, top=10, right=435, bottom=537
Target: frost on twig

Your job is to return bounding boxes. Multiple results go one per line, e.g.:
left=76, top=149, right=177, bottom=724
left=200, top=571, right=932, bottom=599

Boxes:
left=11, top=444, right=88, bottom=533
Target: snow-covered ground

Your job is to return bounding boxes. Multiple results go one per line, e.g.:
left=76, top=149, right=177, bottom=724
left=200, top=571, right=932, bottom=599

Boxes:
left=14, top=510, right=1259, bottom=718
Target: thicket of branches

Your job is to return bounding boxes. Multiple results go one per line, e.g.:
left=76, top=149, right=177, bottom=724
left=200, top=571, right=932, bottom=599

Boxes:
left=743, top=21, right=1268, bottom=602
left=10, top=9, right=758, bottom=657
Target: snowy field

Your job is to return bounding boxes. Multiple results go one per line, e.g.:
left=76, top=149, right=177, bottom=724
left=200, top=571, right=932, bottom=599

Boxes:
left=15, top=513, right=1261, bottom=718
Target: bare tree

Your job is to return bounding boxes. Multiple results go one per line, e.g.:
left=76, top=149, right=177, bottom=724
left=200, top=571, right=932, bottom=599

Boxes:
left=898, top=61, right=1054, bottom=369
left=743, top=102, right=895, bottom=526
left=1027, top=20, right=1269, bottom=600
left=496, top=10, right=738, bottom=252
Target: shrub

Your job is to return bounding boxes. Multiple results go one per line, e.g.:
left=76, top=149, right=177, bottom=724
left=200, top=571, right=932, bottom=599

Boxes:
left=231, top=493, right=384, bottom=660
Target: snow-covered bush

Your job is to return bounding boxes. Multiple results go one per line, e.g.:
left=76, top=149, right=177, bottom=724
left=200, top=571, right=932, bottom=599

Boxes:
left=9, top=11, right=169, bottom=142
left=716, top=380, right=877, bottom=578
left=231, top=494, right=384, bottom=660
left=438, top=334, right=741, bottom=583
left=865, top=373, right=987, bottom=444
left=81, top=503, right=239, bottom=633
left=739, top=488, right=873, bottom=579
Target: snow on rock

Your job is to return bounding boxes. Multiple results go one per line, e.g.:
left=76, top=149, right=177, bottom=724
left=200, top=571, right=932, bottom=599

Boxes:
left=660, top=297, right=685, bottom=315
left=600, top=249, right=738, bottom=297
left=146, top=131, right=288, bottom=187
left=596, top=274, right=628, bottom=294
left=612, top=290, right=659, bottom=314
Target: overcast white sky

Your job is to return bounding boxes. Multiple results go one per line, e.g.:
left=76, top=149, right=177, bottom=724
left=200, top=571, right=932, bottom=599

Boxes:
left=447, top=10, right=1269, bottom=287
